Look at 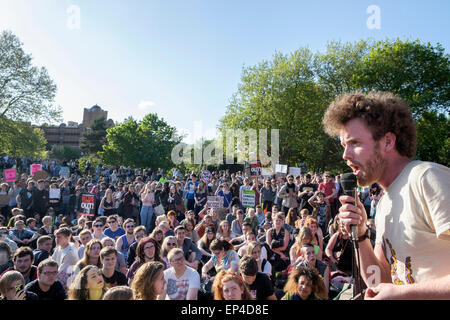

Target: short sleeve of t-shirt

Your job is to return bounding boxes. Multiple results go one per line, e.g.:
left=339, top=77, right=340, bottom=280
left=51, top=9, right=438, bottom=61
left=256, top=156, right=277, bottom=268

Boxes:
left=248, top=272, right=274, bottom=300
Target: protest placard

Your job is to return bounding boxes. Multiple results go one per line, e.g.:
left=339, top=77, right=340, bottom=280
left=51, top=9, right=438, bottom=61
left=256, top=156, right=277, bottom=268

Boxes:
left=242, top=189, right=256, bottom=208
left=49, top=188, right=61, bottom=200
left=289, top=167, right=301, bottom=176
left=207, top=196, right=224, bottom=209
left=4, top=168, right=16, bottom=182
left=60, top=167, right=70, bottom=178
left=79, top=194, right=96, bottom=217
left=30, top=164, right=42, bottom=176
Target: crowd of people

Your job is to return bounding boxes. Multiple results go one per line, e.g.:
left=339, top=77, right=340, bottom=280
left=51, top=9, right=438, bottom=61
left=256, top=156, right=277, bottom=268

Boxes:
left=0, top=158, right=380, bottom=301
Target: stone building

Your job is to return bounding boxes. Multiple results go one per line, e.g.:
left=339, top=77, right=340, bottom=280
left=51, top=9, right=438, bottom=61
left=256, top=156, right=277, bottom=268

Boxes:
left=40, top=105, right=114, bottom=151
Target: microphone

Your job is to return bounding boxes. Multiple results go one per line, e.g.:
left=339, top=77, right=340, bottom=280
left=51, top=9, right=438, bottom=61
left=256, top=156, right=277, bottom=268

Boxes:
left=340, top=173, right=358, bottom=241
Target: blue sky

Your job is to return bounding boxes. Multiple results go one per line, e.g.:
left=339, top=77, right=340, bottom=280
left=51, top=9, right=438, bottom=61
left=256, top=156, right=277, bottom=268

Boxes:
left=1, top=0, right=449, bottom=143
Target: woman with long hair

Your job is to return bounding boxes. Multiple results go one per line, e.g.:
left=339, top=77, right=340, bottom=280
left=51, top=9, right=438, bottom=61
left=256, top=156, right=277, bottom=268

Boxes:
left=127, top=237, right=161, bottom=283
left=290, top=226, right=316, bottom=268
left=194, top=180, right=208, bottom=217
left=285, top=208, right=298, bottom=228
left=68, top=265, right=105, bottom=300
left=197, top=226, right=216, bottom=264
left=74, top=239, right=103, bottom=276
left=212, top=270, right=254, bottom=300
left=166, top=210, right=179, bottom=230
left=100, top=188, right=115, bottom=217
left=304, top=216, right=323, bottom=260
left=149, top=227, right=164, bottom=249
left=266, top=212, right=290, bottom=271
left=183, top=218, right=200, bottom=244
left=131, top=261, right=166, bottom=300
left=160, top=236, right=177, bottom=269
left=281, top=265, right=326, bottom=300
left=216, top=220, right=231, bottom=242
left=246, top=241, right=272, bottom=278
left=139, top=182, right=156, bottom=234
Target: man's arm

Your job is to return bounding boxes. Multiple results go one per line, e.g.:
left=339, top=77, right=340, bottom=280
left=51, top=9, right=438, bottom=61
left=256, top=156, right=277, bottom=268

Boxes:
left=366, top=274, right=450, bottom=300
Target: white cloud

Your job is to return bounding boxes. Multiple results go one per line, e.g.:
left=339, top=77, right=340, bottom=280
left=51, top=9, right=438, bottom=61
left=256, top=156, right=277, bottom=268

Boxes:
left=138, top=100, right=156, bottom=110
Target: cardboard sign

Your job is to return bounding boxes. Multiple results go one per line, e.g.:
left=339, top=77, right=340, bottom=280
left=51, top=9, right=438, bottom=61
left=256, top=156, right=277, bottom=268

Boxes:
left=4, top=168, right=17, bottom=182
left=200, top=170, right=212, bottom=182
left=261, top=167, right=273, bottom=177
left=49, top=188, right=61, bottom=200
left=207, top=196, right=224, bottom=209
left=59, top=167, right=70, bottom=178
left=289, top=167, right=301, bottom=176
left=250, top=161, right=262, bottom=177
left=80, top=194, right=96, bottom=217
left=30, top=164, right=42, bottom=176
left=275, top=164, right=287, bottom=174
left=242, top=189, right=256, bottom=208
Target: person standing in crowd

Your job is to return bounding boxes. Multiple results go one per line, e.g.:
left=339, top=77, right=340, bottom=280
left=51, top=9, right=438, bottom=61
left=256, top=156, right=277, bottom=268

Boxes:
left=139, top=183, right=155, bottom=234
left=194, top=180, right=208, bottom=217
left=318, top=172, right=337, bottom=218
left=323, top=91, right=450, bottom=299
left=277, top=175, right=299, bottom=216
left=32, top=180, right=49, bottom=218
left=158, top=248, right=200, bottom=300
left=184, top=174, right=198, bottom=211
left=100, top=188, right=115, bottom=217
left=260, top=179, right=276, bottom=213
left=24, top=259, right=67, bottom=300
left=298, top=174, right=318, bottom=214
left=16, top=181, right=35, bottom=218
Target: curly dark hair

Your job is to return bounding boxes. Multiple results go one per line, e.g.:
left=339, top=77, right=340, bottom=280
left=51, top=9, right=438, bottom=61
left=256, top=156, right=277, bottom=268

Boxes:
left=323, top=91, right=417, bottom=159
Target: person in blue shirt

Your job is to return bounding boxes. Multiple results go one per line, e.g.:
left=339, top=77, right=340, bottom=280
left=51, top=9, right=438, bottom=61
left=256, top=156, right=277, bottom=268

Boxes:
left=103, top=215, right=125, bottom=241
left=184, top=174, right=199, bottom=211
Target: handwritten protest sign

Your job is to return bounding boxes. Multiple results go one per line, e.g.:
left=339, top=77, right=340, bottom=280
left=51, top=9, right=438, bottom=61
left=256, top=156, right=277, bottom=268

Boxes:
left=4, top=169, right=16, bottom=182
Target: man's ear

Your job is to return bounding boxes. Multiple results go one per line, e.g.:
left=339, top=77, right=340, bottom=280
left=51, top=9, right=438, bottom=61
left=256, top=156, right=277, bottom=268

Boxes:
left=383, top=132, right=396, bottom=152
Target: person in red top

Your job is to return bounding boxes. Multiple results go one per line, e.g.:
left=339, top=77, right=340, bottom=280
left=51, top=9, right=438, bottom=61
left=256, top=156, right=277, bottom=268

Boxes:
left=318, top=172, right=337, bottom=218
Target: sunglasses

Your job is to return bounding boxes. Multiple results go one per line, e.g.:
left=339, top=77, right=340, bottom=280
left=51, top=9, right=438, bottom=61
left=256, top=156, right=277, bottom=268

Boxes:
left=94, top=224, right=103, bottom=228
left=108, top=220, right=117, bottom=223
left=167, top=242, right=177, bottom=246
left=126, top=225, right=135, bottom=228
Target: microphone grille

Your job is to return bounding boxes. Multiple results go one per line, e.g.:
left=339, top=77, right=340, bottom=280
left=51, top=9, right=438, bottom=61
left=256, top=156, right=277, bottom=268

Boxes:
left=340, top=172, right=357, bottom=191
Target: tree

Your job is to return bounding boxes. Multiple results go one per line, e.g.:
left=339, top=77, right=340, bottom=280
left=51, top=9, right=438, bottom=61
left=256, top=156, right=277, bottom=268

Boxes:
left=99, top=114, right=181, bottom=169
left=0, top=30, right=61, bottom=123
left=80, top=116, right=108, bottom=154
left=416, top=111, right=449, bottom=166
left=49, top=145, right=81, bottom=162
left=219, top=49, right=347, bottom=172
left=220, top=39, right=449, bottom=171
left=0, top=117, right=47, bottom=158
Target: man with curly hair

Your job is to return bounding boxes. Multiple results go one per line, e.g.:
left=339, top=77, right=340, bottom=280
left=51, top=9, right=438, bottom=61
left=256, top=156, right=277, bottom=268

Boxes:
left=323, top=91, right=450, bottom=300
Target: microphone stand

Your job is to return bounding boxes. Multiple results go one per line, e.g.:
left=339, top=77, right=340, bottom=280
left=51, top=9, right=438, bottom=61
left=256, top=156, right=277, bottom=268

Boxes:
left=351, top=225, right=364, bottom=300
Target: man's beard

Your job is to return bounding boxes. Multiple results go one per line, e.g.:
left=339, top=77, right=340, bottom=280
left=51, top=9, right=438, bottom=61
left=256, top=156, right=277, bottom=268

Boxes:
left=356, top=143, right=386, bottom=187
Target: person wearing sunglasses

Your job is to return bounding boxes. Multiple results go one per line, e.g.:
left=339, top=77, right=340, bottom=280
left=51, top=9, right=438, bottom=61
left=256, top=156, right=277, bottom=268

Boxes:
left=91, top=218, right=107, bottom=241
left=103, top=215, right=125, bottom=241
left=115, top=218, right=136, bottom=261
left=160, top=236, right=177, bottom=269
left=24, top=258, right=67, bottom=300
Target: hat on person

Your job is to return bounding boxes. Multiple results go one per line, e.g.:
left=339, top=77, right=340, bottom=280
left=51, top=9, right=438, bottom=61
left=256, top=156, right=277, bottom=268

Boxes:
left=205, top=226, right=215, bottom=233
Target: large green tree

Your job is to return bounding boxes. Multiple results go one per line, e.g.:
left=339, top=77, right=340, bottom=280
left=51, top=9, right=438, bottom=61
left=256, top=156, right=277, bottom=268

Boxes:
left=0, top=30, right=61, bottom=123
left=80, top=116, right=108, bottom=155
left=220, top=39, right=449, bottom=172
left=99, top=114, right=181, bottom=169
left=0, top=117, right=47, bottom=158
left=49, top=144, right=81, bottom=162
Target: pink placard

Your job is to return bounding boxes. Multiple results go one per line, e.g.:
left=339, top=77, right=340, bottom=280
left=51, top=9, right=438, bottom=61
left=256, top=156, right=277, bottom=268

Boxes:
left=31, top=164, right=42, bottom=176
left=4, top=168, right=16, bottom=182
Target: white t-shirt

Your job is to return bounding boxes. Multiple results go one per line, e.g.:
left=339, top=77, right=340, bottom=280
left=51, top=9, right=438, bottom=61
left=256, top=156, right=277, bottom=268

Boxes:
left=52, top=242, right=79, bottom=273
left=163, top=266, right=200, bottom=300
left=375, top=161, right=450, bottom=284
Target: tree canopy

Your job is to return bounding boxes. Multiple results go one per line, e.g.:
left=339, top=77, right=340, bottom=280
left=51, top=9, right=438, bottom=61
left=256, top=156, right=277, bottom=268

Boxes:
left=80, top=116, right=108, bottom=155
left=99, top=114, right=181, bottom=169
left=220, top=38, right=450, bottom=171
